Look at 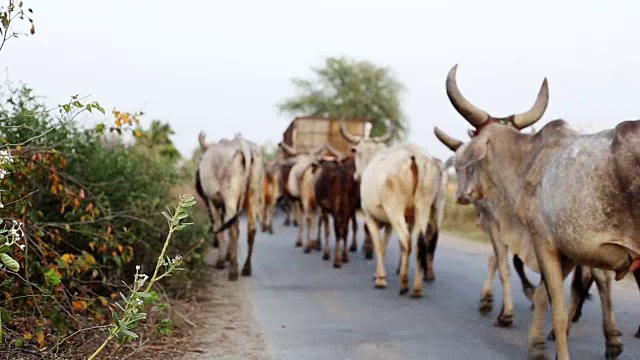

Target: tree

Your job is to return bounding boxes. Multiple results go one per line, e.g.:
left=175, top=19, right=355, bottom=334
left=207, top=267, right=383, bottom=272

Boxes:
left=134, top=119, right=181, bottom=162
left=277, top=56, right=408, bottom=142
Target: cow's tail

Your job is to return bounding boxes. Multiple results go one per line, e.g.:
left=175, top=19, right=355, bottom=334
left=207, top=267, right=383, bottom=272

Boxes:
left=213, top=212, right=241, bottom=234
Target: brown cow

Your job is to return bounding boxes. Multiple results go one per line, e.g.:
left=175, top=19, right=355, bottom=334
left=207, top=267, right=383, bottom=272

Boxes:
left=314, top=155, right=363, bottom=268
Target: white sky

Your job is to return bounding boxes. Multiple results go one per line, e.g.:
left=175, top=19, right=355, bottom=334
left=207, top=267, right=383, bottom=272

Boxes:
left=2, top=0, right=640, bottom=161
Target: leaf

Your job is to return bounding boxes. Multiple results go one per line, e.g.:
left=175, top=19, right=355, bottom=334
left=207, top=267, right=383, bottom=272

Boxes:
left=36, top=331, right=45, bottom=349
left=161, top=211, right=171, bottom=221
left=120, top=329, right=138, bottom=340
left=112, top=311, right=121, bottom=327
left=0, top=253, right=19, bottom=272
left=72, top=300, right=88, bottom=312
left=95, top=123, right=105, bottom=133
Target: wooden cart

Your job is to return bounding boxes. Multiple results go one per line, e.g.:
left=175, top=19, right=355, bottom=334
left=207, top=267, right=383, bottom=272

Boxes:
left=281, top=116, right=370, bottom=157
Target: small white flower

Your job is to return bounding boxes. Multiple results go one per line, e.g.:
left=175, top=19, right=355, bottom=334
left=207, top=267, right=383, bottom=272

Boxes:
left=135, top=265, right=141, bottom=271
left=18, top=244, right=25, bottom=250
left=175, top=254, right=182, bottom=261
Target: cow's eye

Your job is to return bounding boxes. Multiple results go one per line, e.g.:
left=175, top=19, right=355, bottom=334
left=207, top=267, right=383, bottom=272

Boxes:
left=351, top=147, right=356, bottom=153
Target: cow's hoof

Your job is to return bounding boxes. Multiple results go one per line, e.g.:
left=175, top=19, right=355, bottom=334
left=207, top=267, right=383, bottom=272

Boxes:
left=322, top=253, right=330, bottom=261
left=635, top=326, right=640, bottom=338
left=295, top=241, right=302, bottom=247
left=215, top=260, right=225, bottom=270
left=293, top=221, right=299, bottom=227
left=411, top=289, right=423, bottom=298
left=303, top=247, right=312, bottom=254
left=527, top=341, right=548, bottom=360
left=342, top=253, right=349, bottom=263
left=399, top=287, right=409, bottom=296
left=333, top=263, right=341, bottom=269
left=284, top=219, right=291, bottom=226
left=605, top=341, right=623, bottom=360
left=365, top=251, right=373, bottom=260
left=374, top=277, right=387, bottom=289
left=268, top=229, right=274, bottom=235
left=478, top=297, right=493, bottom=314
left=241, top=266, right=251, bottom=277
left=314, top=241, right=322, bottom=251
left=349, top=246, right=357, bottom=253
left=424, top=272, right=435, bottom=283
left=228, top=271, right=239, bottom=281
left=494, top=313, right=514, bottom=328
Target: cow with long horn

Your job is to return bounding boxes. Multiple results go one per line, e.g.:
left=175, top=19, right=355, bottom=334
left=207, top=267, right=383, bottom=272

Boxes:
left=439, top=64, right=634, bottom=359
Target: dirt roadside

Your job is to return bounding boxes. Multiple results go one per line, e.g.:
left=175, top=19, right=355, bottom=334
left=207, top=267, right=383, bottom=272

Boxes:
left=176, top=247, right=270, bottom=360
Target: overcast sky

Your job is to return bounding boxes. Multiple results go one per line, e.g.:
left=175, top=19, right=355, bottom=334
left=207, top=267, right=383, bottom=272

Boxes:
left=2, top=0, right=640, bottom=161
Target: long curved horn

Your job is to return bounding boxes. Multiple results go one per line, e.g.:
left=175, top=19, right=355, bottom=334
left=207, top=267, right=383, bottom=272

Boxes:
left=512, top=78, right=549, bottom=130
left=324, top=142, right=344, bottom=160
left=278, top=142, right=298, bottom=156
left=434, top=126, right=463, bottom=151
left=371, top=119, right=394, bottom=143
left=339, top=119, right=363, bottom=144
left=198, top=131, right=209, bottom=151
left=446, top=64, right=489, bottom=127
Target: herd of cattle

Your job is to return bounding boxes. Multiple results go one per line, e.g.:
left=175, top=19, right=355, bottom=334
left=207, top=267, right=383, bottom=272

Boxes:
left=193, top=64, right=639, bottom=360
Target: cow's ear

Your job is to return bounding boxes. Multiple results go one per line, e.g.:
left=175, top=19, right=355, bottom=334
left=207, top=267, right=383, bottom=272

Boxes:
left=458, top=138, right=488, bottom=168
left=470, top=138, right=488, bottom=163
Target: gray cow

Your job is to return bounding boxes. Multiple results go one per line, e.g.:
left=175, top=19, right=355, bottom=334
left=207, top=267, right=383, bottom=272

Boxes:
left=437, top=64, right=637, bottom=360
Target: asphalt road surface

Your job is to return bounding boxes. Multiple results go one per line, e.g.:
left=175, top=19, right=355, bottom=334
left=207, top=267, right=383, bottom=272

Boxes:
left=239, top=215, right=640, bottom=360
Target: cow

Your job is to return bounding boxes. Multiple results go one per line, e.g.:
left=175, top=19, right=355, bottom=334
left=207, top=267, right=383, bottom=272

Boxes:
left=195, top=132, right=264, bottom=281
left=439, top=64, right=634, bottom=359
left=278, top=142, right=332, bottom=252
left=347, top=125, right=441, bottom=296
left=278, top=159, right=300, bottom=228
left=313, top=150, right=363, bottom=268
left=341, top=120, right=440, bottom=276
left=260, top=159, right=281, bottom=234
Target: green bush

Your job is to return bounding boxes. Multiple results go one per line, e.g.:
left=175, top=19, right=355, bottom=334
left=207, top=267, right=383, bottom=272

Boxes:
left=0, top=82, right=208, bottom=350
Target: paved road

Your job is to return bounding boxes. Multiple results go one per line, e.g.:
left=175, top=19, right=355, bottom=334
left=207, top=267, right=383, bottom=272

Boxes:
left=239, top=215, right=640, bottom=360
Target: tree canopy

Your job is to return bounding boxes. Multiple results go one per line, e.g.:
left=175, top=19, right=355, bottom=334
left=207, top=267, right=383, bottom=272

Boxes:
left=277, top=56, right=408, bottom=142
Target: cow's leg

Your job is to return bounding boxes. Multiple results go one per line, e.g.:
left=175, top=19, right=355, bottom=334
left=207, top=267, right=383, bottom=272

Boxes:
left=241, top=196, right=258, bottom=277
left=322, top=212, right=331, bottom=261
left=349, top=214, right=358, bottom=252
left=569, top=265, right=594, bottom=323
left=528, top=246, right=573, bottom=360
left=363, top=224, right=373, bottom=259
left=488, top=227, right=515, bottom=327
left=480, top=255, right=497, bottom=314
left=209, top=203, right=226, bottom=270
left=424, top=225, right=439, bottom=283
left=227, top=221, right=240, bottom=281
left=295, top=202, right=303, bottom=247
left=334, top=214, right=350, bottom=268
left=387, top=217, right=411, bottom=296
left=513, top=254, right=535, bottom=301
left=283, top=200, right=291, bottom=226
left=634, top=269, right=640, bottom=338
left=202, top=200, right=220, bottom=248
left=528, top=282, right=549, bottom=359
left=364, top=215, right=387, bottom=289
left=293, top=201, right=301, bottom=227
left=592, top=269, right=623, bottom=358
left=267, top=201, right=275, bottom=234
left=321, top=211, right=329, bottom=251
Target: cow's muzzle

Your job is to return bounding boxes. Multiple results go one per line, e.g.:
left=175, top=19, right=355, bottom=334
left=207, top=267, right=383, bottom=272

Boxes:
left=456, top=196, right=471, bottom=205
